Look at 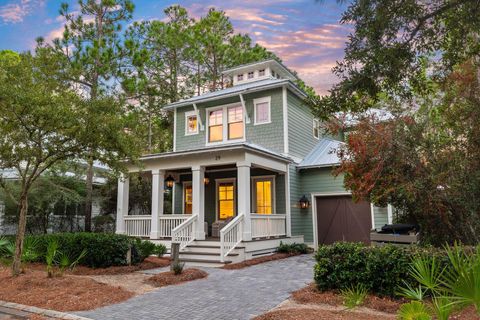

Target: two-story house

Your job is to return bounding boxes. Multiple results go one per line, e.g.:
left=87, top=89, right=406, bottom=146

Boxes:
left=115, top=59, right=391, bottom=266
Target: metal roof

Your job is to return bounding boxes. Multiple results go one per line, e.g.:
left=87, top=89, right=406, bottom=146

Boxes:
left=163, top=78, right=306, bottom=110
left=298, top=138, right=344, bottom=169
left=222, top=59, right=298, bottom=81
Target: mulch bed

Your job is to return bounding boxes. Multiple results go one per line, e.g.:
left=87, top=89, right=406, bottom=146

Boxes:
left=222, top=253, right=299, bottom=270
left=253, top=307, right=391, bottom=320
left=145, top=268, right=208, bottom=287
left=291, top=284, right=403, bottom=314
left=26, top=256, right=170, bottom=276
left=0, top=266, right=134, bottom=312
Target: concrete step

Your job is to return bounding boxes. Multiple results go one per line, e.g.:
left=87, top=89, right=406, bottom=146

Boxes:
left=184, top=245, right=244, bottom=254
left=179, top=251, right=238, bottom=261
left=180, top=258, right=231, bottom=268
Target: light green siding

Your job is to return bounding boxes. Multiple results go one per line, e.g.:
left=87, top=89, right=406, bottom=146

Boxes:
left=287, top=92, right=319, bottom=159
left=290, top=166, right=346, bottom=243
left=175, top=89, right=285, bottom=154
left=373, top=206, right=388, bottom=229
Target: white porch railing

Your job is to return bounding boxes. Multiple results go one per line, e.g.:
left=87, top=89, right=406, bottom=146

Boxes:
left=251, top=214, right=286, bottom=239
left=124, top=215, right=151, bottom=237
left=172, top=215, right=197, bottom=250
left=220, top=214, right=244, bottom=262
left=159, top=215, right=190, bottom=238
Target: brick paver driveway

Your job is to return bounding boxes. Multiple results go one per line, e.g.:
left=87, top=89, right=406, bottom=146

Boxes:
left=77, top=254, right=315, bottom=320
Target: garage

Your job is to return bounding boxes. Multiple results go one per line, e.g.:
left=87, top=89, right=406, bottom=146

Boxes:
left=315, top=195, right=372, bottom=245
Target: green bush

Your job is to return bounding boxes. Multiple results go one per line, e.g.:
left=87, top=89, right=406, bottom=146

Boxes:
left=314, top=242, right=448, bottom=297
left=277, top=242, right=309, bottom=254
left=20, top=233, right=150, bottom=268
left=154, top=243, right=167, bottom=257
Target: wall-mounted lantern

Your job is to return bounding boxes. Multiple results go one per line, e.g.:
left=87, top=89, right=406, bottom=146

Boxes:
left=204, top=176, right=210, bottom=186
left=165, top=175, right=175, bottom=188
left=299, top=195, right=310, bottom=209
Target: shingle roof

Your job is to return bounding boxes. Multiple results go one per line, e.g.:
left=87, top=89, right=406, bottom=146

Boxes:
left=163, top=78, right=306, bottom=110
left=298, top=138, right=344, bottom=169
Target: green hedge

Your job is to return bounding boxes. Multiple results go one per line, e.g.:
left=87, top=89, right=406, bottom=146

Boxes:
left=21, top=233, right=164, bottom=268
left=314, top=242, right=448, bottom=297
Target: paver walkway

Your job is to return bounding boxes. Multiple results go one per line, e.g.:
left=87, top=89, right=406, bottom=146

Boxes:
left=77, top=254, right=315, bottom=320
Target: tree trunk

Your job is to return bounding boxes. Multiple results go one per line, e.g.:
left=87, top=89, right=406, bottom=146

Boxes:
left=12, top=191, right=28, bottom=276
left=84, top=157, right=94, bottom=232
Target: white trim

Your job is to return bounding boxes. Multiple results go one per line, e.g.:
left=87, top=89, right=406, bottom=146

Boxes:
left=282, top=86, right=289, bottom=154
left=173, top=109, right=177, bottom=152
left=251, top=175, right=276, bottom=214
left=310, top=191, right=352, bottom=249
left=285, top=167, right=291, bottom=237
left=387, top=204, right=393, bottom=224
left=182, top=181, right=192, bottom=214
left=253, top=96, right=271, bottom=125
left=172, top=183, right=176, bottom=214
left=370, top=203, right=376, bottom=229
left=313, top=118, right=321, bottom=140
left=184, top=111, right=199, bottom=136
left=205, top=102, right=246, bottom=146
left=215, top=178, right=237, bottom=221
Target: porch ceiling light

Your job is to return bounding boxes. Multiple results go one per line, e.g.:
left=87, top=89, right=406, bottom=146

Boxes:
left=165, top=175, right=175, bottom=188
left=299, top=195, right=310, bottom=209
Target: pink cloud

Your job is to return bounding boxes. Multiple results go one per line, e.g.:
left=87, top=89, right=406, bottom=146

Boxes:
left=0, top=0, right=44, bottom=24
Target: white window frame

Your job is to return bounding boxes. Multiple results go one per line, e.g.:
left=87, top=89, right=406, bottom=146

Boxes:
left=184, top=111, right=198, bottom=136
left=251, top=175, right=276, bottom=214
left=205, top=103, right=246, bottom=146
left=258, top=69, right=265, bottom=77
left=237, top=74, right=244, bottom=81
left=313, top=118, right=321, bottom=139
left=247, top=71, right=254, bottom=79
left=253, top=96, right=271, bottom=125
left=215, top=178, right=237, bottom=221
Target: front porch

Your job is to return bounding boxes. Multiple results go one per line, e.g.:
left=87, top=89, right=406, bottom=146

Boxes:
left=115, top=145, right=297, bottom=264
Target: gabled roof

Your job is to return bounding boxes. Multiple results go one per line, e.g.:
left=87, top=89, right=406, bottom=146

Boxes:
left=163, top=78, right=307, bottom=110
left=298, top=138, right=344, bottom=169
left=222, top=59, right=298, bottom=81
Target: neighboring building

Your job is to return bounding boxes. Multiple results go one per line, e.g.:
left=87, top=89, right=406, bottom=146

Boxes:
left=116, top=59, right=391, bottom=266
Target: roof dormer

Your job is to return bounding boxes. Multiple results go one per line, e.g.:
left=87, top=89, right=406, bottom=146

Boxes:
left=223, top=59, right=298, bottom=86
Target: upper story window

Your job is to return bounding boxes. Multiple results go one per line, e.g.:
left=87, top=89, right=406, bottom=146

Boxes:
left=207, top=104, right=244, bottom=143
left=248, top=71, right=254, bottom=79
left=185, top=111, right=198, bottom=135
left=254, top=97, right=271, bottom=125
left=208, top=109, right=223, bottom=142
left=313, top=119, right=321, bottom=139
left=228, top=106, right=244, bottom=140
left=237, top=74, right=244, bottom=81
left=259, top=69, right=265, bottom=76
left=271, top=70, right=276, bottom=78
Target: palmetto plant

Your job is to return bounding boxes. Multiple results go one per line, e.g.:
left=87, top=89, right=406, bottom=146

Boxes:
left=45, top=239, right=59, bottom=278
left=398, top=301, right=432, bottom=320
left=398, top=243, right=480, bottom=319
left=1, top=237, right=41, bottom=263
left=44, top=238, right=87, bottom=277
left=57, top=249, right=87, bottom=275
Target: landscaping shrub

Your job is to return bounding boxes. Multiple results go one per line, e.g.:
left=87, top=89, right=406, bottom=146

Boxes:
left=21, top=233, right=151, bottom=268
left=277, top=242, right=309, bottom=254
left=314, top=242, right=448, bottom=297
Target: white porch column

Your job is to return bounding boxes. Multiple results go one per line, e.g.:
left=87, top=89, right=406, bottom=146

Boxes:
left=150, top=169, right=165, bottom=239
left=192, top=166, right=205, bottom=240
left=237, top=161, right=252, bottom=241
left=285, top=165, right=292, bottom=237
left=116, top=174, right=129, bottom=234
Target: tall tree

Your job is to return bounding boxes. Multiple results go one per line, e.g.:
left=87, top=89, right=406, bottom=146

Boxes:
left=0, top=50, right=86, bottom=275
left=312, top=0, right=480, bottom=119
left=44, top=0, right=135, bottom=231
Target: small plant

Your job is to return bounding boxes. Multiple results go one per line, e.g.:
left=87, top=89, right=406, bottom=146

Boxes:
left=277, top=242, right=309, bottom=254
left=340, top=284, right=368, bottom=309
left=430, top=296, right=454, bottom=320
left=172, top=261, right=185, bottom=275
left=45, top=239, right=59, bottom=278
left=398, top=301, right=432, bottom=320
left=134, top=239, right=157, bottom=259
left=398, top=283, right=426, bottom=301
left=154, top=244, right=167, bottom=257
left=57, top=249, right=87, bottom=275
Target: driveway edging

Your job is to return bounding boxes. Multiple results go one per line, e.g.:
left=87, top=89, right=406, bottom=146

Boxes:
left=0, top=300, right=93, bottom=320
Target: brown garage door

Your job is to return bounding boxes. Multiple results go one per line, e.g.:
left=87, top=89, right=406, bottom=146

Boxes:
left=316, top=195, right=371, bottom=245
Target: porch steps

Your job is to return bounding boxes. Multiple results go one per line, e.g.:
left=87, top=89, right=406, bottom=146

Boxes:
left=178, top=240, right=246, bottom=267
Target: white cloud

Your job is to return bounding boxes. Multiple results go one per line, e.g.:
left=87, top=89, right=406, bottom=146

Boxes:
left=0, top=0, right=45, bottom=24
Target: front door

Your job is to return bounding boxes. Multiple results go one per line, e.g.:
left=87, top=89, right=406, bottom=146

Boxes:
left=217, top=180, right=235, bottom=220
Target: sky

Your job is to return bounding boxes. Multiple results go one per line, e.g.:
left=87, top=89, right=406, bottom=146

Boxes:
left=0, top=0, right=350, bottom=94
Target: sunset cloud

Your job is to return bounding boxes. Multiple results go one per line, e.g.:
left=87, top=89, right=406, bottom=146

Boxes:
left=0, top=0, right=44, bottom=24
